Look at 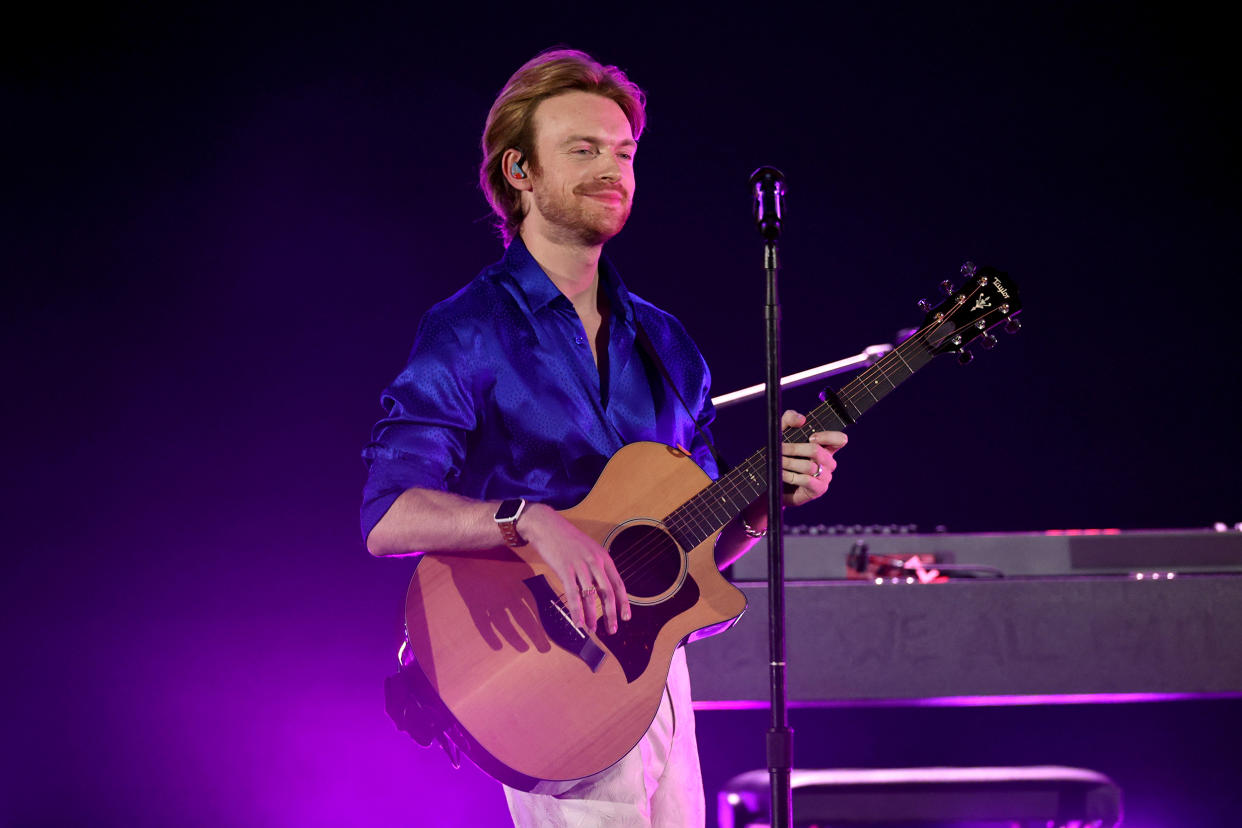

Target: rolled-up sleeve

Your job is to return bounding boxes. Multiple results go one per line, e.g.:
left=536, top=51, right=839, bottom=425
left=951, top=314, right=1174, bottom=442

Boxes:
left=360, top=312, right=478, bottom=543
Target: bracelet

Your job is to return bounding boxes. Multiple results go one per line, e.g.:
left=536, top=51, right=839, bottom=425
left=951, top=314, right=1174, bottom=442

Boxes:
left=741, top=515, right=767, bottom=539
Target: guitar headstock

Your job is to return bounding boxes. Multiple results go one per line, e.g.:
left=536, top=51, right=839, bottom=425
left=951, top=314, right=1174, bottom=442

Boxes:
left=917, top=262, right=1022, bottom=365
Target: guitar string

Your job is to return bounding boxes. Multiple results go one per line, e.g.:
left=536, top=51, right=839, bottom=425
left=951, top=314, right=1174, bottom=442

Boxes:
left=596, top=293, right=988, bottom=587
left=640, top=291, right=1017, bottom=581
left=551, top=282, right=1014, bottom=610
left=551, top=324, right=986, bottom=618
left=597, top=305, right=954, bottom=583
left=552, top=298, right=989, bottom=606
left=548, top=331, right=922, bottom=608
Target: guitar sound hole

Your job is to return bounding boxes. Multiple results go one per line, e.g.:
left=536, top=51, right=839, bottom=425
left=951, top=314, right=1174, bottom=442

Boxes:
left=608, top=524, right=682, bottom=600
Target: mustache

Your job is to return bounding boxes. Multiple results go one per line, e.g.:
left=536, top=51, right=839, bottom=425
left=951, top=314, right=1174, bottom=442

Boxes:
left=575, top=183, right=628, bottom=198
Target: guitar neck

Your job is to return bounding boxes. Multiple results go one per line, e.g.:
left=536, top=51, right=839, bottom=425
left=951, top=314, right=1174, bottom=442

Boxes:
left=662, top=334, right=937, bottom=551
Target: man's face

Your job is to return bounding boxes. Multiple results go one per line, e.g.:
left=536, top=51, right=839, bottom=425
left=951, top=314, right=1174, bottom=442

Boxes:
left=525, top=91, right=637, bottom=246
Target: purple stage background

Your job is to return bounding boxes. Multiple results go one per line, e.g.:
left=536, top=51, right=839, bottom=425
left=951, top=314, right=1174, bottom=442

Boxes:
left=5, top=5, right=1239, bottom=827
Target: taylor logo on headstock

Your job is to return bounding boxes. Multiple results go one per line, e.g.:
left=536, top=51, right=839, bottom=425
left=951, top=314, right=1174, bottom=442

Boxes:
left=917, top=263, right=1023, bottom=364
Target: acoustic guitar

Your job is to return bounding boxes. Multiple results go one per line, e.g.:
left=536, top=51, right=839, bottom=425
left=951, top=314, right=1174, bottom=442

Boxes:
left=394, top=264, right=1022, bottom=790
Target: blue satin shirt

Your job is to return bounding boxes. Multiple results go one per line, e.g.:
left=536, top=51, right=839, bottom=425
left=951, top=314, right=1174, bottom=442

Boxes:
left=360, top=236, right=719, bottom=544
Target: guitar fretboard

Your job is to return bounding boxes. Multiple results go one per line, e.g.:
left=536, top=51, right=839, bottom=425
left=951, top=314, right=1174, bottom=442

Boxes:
left=662, top=334, right=937, bottom=552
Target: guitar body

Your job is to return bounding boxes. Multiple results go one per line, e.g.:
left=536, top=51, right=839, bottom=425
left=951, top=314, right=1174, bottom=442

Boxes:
left=403, top=441, right=748, bottom=789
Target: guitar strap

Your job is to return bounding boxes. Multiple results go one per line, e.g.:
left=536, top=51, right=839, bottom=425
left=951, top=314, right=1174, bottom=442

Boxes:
left=385, top=646, right=462, bottom=769
left=632, top=316, right=725, bottom=474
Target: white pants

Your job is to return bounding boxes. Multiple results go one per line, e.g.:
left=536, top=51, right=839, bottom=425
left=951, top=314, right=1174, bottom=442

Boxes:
left=503, top=647, right=704, bottom=827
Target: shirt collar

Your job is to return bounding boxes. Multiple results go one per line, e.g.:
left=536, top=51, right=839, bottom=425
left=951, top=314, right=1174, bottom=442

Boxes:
left=501, top=235, right=634, bottom=324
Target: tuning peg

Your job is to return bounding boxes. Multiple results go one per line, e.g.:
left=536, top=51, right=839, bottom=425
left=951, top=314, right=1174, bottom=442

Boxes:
left=957, top=349, right=974, bottom=365
left=960, top=261, right=977, bottom=279
left=940, top=280, right=955, bottom=295
left=980, top=332, right=998, bottom=350
left=918, top=298, right=934, bottom=313
left=1005, top=316, right=1022, bottom=334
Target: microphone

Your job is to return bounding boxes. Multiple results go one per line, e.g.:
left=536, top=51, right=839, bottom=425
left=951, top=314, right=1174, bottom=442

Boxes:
left=749, top=166, right=786, bottom=241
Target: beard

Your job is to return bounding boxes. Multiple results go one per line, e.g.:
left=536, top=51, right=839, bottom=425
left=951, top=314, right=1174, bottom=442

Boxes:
left=531, top=181, right=632, bottom=247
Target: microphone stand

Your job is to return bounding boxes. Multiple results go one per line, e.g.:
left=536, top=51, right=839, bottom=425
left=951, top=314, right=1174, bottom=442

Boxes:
left=750, top=166, right=792, bottom=828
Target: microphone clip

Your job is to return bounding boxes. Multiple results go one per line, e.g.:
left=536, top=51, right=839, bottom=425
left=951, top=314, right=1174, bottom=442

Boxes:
left=749, top=166, right=786, bottom=241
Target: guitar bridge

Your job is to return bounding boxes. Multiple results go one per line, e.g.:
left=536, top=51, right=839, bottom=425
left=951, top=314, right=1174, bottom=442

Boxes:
left=523, top=575, right=608, bottom=672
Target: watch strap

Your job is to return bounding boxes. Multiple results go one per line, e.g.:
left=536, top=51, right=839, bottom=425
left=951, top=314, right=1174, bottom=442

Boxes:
left=495, top=498, right=527, bottom=547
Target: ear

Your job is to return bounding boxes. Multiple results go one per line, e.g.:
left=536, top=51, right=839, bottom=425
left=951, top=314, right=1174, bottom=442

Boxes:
left=501, top=147, right=533, bottom=192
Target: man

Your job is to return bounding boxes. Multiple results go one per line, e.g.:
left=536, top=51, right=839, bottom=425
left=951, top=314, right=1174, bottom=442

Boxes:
left=362, top=49, right=847, bottom=827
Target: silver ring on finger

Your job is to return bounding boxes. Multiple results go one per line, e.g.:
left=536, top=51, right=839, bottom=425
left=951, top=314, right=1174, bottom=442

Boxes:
left=580, top=585, right=597, bottom=596
left=812, top=462, right=823, bottom=479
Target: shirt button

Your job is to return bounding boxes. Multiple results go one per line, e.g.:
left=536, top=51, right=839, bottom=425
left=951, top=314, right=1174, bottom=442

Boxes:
left=574, top=336, right=585, bottom=345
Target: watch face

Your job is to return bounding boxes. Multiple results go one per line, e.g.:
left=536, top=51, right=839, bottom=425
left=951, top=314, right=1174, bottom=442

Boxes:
left=495, top=498, right=524, bottom=522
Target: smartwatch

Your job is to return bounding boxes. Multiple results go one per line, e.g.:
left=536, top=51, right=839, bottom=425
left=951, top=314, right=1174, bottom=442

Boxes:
left=494, top=498, right=527, bottom=547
